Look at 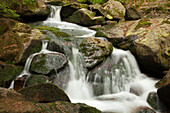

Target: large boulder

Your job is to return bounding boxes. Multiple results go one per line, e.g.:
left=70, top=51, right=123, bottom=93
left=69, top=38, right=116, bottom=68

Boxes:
left=25, top=74, right=49, bottom=87
left=0, top=0, right=50, bottom=22
left=79, top=37, right=113, bottom=69
left=0, top=62, right=23, bottom=88
left=65, top=8, right=105, bottom=26
left=18, top=83, right=71, bottom=103
left=0, top=87, right=101, bottom=113
left=0, top=18, right=44, bottom=64
left=103, top=0, right=126, bottom=20
left=96, top=18, right=170, bottom=77
left=30, top=52, right=67, bottom=75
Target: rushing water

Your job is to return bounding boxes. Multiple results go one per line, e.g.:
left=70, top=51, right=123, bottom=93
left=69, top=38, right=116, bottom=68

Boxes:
left=10, top=5, right=160, bottom=113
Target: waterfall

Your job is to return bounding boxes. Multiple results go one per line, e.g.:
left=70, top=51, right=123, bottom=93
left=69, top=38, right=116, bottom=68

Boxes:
left=8, top=5, right=161, bottom=113
left=9, top=40, right=55, bottom=89
left=66, top=48, right=158, bottom=113
left=47, top=6, right=62, bottom=21
left=43, top=6, right=96, bottom=37
left=66, top=47, right=94, bottom=99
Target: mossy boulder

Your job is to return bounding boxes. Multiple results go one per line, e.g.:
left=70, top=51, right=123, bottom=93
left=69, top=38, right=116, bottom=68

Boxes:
left=30, top=52, right=67, bottom=75
left=0, top=0, right=50, bottom=22
left=38, top=101, right=101, bottom=113
left=65, top=8, right=105, bottom=26
left=0, top=18, right=43, bottom=64
left=96, top=18, right=170, bottom=77
left=0, top=87, right=101, bottom=113
left=36, top=25, right=71, bottom=37
left=25, top=74, right=48, bottom=87
left=61, top=2, right=89, bottom=19
left=79, top=37, right=113, bottom=69
left=0, top=2, right=20, bottom=20
left=103, top=0, right=126, bottom=20
left=0, top=62, right=23, bottom=88
left=18, top=83, right=71, bottom=103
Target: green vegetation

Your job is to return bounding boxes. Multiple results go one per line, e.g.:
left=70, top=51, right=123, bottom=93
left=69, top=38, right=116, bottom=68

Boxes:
left=36, top=25, right=71, bottom=37
left=0, top=2, right=20, bottom=19
left=135, top=19, right=152, bottom=29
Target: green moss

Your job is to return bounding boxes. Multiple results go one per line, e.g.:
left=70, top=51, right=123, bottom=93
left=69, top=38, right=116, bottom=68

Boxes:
left=36, top=25, right=71, bottom=37
left=95, top=31, right=108, bottom=38
left=22, top=0, right=37, bottom=12
left=135, top=19, right=152, bottom=29
left=0, top=2, right=20, bottom=19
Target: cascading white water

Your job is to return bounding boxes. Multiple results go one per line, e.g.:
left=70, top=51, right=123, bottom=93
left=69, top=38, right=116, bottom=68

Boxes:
left=66, top=48, right=158, bottom=113
left=66, top=47, right=94, bottom=99
left=43, top=6, right=96, bottom=37
left=8, top=5, right=161, bottom=113
left=41, top=5, right=159, bottom=112
left=9, top=40, right=56, bottom=89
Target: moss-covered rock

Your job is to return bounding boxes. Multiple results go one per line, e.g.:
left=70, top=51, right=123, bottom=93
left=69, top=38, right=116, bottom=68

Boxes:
left=36, top=25, right=71, bottom=37
left=65, top=8, right=105, bottom=26
left=0, top=18, right=43, bottom=64
left=96, top=18, right=170, bottom=78
left=103, top=0, right=126, bottom=20
left=156, top=70, right=170, bottom=88
left=30, top=52, right=67, bottom=75
left=25, top=74, right=48, bottom=87
left=18, top=83, right=71, bottom=103
left=0, top=2, right=20, bottom=20
left=79, top=37, right=113, bottom=69
left=0, top=87, right=101, bottom=113
left=0, top=62, right=23, bottom=88
left=0, top=0, right=50, bottom=22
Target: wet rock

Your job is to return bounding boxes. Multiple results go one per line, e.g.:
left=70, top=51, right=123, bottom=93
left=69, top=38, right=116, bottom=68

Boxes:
left=0, top=18, right=43, bottom=64
left=18, top=83, right=71, bottom=103
left=65, top=8, right=105, bottom=26
left=103, top=0, right=126, bottom=20
left=19, top=39, right=42, bottom=65
left=30, top=52, right=67, bottom=75
left=134, top=106, right=156, bottom=113
left=0, top=0, right=50, bottom=22
left=14, top=75, right=28, bottom=91
left=0, top=62, right=23, bottom=88
left=96, top=18, right=170, bottom=77
left=156, top=69, right=170, bottom=88
left=147, top=92, right=167, bottom=111
left=47, top=38, right=73, bottom=59
left=125, top=8, right=141, bottom=20
left=25, top=74, right=48, bottom=87
left=79, top=37, right=113, bottom=69
left=157, top=84, right=170, bottom=109
left=52, top=64, right=70, bottom=90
